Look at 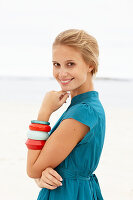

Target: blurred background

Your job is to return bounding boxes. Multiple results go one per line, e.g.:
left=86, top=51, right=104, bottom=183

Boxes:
left=0, top=0, right=133, bottom=199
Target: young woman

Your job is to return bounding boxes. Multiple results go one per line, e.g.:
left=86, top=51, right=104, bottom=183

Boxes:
left=26, top=29, right=106, bottom=199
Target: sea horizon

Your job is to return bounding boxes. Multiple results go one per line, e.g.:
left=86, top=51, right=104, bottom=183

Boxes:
left=0, top=74, right=133, bottom=82
left=0, top=73, right=133, bottom=109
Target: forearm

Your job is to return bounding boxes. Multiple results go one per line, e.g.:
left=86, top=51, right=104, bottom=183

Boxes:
left=26, top=111, right=51, bottom=178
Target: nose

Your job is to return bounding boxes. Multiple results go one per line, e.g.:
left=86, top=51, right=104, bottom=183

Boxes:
left=58, top=67, right=68, bottom=77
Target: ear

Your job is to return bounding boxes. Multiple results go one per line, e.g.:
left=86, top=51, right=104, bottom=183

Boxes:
left=87, top=65, right=94, bottom=73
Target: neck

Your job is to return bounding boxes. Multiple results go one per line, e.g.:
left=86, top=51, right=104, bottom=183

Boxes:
left=70, top=74, right=94, bottom=100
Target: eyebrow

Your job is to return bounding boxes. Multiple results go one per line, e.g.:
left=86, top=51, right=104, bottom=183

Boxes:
left=52, top=60, right=75, bottom=63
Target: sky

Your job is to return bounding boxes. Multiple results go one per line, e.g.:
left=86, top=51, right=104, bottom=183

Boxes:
left=0, top=0, right=133, bottom=79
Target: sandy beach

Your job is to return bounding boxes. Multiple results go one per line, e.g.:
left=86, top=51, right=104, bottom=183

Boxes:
left=0, top=78, right=133, bottom=200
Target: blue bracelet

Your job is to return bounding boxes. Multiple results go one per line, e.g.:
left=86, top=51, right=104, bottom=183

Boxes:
left=27, top=130, right=50, bottom=140
left=31, top=120, right=50, bottom=125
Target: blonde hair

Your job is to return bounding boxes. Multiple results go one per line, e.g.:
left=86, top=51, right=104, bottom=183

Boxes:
left=52, top=29, right=99, bottom=77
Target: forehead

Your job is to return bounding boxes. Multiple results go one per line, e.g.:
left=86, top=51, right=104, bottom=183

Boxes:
left=52, top=45, right=82, bottom=60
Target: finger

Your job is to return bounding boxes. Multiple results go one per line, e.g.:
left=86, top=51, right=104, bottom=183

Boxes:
left=53, top=171, right=63, bottom=181
left=41, top=181, right=58, bottom=190
left=41, top=169, right=61, bottom=187
left=59, top=90, right=68, bottom=95
left=59, top=92, right=69, bottom=101
left=41, top=176, right=58, bottom=187
left=45, top=173, right=62, bottom=187
left=49, top=168, right=63, bottom=182
left=60, top=93, right=69, bottom=103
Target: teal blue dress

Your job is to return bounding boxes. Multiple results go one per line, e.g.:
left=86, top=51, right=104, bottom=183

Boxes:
left=37, top=91, right=106, bottom=200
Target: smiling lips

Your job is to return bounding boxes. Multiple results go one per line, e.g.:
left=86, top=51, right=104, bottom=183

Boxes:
left=60, top=78, right=74, bottom=85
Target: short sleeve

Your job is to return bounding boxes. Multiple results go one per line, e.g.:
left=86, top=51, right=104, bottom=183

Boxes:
left=61, top=103, right=99, bottom=144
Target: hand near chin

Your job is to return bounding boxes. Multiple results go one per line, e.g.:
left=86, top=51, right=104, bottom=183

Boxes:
left=38, top=90, right=70, bottom=115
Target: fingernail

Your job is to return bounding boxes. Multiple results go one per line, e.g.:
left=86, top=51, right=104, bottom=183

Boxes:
left=60, top=177, right=63, bottom=181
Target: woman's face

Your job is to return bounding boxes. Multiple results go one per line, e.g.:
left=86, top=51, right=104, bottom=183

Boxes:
left=52, top=44, right=92, bottom=92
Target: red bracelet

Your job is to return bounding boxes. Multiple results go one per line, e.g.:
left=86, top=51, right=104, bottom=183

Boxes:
left=29, top=123, right=51, bottom=132
left=25, top=139, right=46, bottom=150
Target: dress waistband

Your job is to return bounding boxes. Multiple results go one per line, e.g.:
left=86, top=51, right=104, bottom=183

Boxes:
left=55, top=167, right=95, bottom=181
left=55, top=167, right=104, bottom=200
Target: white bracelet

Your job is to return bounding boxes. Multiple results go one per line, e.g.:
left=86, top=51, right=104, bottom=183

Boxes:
left=27, top=130, right=49, bottom=140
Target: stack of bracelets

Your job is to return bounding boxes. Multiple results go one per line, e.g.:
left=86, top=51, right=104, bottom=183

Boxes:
left=25, top=120, right=51, bottom=150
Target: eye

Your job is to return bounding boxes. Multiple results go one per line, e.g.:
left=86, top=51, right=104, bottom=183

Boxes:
left=67, top=62, right=74, bottom=66
left=53, top=63, right=60, bottom=67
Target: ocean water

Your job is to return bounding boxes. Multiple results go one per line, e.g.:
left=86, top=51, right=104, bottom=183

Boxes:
left=0, top=76, right=133, bottom=108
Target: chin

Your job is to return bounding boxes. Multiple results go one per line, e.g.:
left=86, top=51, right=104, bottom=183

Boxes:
left=59, top=86, right=70, bottom=92
left=61, top=87, right=69, bottom=91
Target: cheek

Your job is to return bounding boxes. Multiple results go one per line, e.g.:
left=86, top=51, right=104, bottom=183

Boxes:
left=75, top=69, right=84, bottom=78
left=78, top=71, right=87, bottom=82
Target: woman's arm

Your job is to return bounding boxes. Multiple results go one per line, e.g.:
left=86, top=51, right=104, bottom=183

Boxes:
left=26, top=90, right=70, bottom=178
left=26, top=114, right=90, bottom=178
left=26, top=90, right=89, bottom=179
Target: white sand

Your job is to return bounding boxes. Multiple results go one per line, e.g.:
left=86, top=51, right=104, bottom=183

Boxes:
left=0, top=101, right=133, bottom=200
